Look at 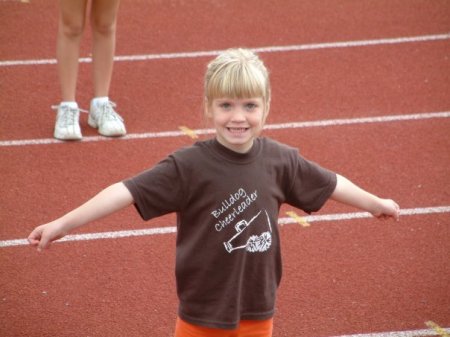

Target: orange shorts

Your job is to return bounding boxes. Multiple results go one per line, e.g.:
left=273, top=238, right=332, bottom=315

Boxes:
left=174, top=317, right=273, bottom=337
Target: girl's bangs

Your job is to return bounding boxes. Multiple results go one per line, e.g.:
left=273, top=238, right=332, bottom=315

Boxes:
left=207, top=63, right=267, bottom=100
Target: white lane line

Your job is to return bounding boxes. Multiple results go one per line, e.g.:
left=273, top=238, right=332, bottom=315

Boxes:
left=1, top=111, right=449, bottom=147
left=1, top=33, right=449, bottom=67
left=279, top=206, right=450, bottom=225
left=264, top=111, right=450, bottom=131
left=329, top=327, right=450, bottom=337
left=2, top=206, right=449, bottom=248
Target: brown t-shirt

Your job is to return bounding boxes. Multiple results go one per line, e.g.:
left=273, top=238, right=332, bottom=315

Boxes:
left=123, top=137, right=337, bottom=329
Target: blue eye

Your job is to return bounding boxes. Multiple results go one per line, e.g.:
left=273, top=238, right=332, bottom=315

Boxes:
left=220, top=102, right=231, bottom=109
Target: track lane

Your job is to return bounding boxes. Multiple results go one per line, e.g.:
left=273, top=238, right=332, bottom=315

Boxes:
left=2, top=0, right=450, bottom=60
left=276, top=213, right=450, bottom=336
left=1, top=38, right=449, bottom=140
left=1, top=118, right=449, bottom=238
left=1, top=119, right=449, bottom=236
left=1, top=214, right=448, bottom=337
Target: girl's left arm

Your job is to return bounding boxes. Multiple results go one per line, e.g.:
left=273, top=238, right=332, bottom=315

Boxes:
left=330, top=174, right=400, bottom=221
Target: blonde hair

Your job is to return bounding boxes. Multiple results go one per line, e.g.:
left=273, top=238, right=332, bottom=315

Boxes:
left=204, top=48, right=271, bottom=111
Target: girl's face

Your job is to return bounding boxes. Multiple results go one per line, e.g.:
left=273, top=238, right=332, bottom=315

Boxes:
left=207, top=97, right=267, bottom=153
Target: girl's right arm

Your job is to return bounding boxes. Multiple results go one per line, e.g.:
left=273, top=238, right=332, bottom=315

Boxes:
left=28, top=182, right=134, bottom=251
left=330, top=174, right=400, bottom=220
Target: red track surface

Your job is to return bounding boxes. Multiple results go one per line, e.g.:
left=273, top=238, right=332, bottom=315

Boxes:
left=1, top=1, right=449, bottom=336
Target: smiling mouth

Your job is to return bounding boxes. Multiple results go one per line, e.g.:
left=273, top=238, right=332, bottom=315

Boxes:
left=227, top=127, right=249, bottom=134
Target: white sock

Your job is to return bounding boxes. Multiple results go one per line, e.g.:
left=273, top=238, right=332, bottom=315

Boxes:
left=60, top=101, right=78, bottom=109
left=91, top=96, right=109, bottom=108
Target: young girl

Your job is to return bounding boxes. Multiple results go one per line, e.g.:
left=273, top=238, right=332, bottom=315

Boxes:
left=29, top=48, right=400, bottom=337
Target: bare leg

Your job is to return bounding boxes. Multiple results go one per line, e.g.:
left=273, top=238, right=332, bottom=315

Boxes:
left=56, top=0, right=89, bottom=102
left=90, top=0, right=121, bottom=98
left=87, top=0, right=125, bottom=137
left=53, top=0, right=88, bottom=140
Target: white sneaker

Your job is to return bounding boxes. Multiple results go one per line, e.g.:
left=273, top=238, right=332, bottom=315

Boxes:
left=88, top=101, right=126, bottom=137
left=53, top=104, right=83, bottom=140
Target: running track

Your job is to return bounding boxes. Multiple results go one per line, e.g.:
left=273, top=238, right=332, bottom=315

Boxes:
left=0, top=1, right=449, bottom=336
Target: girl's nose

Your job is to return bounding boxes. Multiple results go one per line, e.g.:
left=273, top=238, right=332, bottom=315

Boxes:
left=230, top=108, right=246, bottom=122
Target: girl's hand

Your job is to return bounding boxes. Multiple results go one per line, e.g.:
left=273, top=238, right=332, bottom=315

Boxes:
left=28, top=221, right=68, bottom=252
left=27, top=182, right=134, bottom=252
left=371, top=198, right=400, bottom=221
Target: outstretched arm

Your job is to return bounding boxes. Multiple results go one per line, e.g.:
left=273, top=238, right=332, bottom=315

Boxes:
left=28, top=182, right=133, bottom=251
left=331, top=174, right=400, bottom=221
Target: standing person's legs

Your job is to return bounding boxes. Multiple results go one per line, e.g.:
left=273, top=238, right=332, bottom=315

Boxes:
left=54, top=0, right=88, bottom=140
left=90, top=0, right=120, bottom=98
left=88, top=0, right=126, bottom=137
left=57, top=0, right=88, bottom=102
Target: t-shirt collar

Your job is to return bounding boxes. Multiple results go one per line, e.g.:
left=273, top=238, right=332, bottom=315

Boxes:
left=210, top=137, right=261, bottom=163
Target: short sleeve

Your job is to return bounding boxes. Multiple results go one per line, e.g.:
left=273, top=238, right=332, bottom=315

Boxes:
left=285, top=155, right=337, bottom=213
left=123, top=156, right=183, bottom=220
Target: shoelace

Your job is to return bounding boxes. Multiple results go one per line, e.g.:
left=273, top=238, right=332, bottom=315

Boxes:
left=52, top=105, right=88, bottom=125
left=98, top=101, right=124, bottom=122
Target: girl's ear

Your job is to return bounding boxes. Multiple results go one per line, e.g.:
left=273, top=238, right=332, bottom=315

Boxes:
left=262, top=100, right=270, bottom=124
left=204, top=97, right=213, bottom=118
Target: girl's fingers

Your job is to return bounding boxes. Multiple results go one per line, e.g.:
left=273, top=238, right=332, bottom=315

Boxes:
left=27, top=226, right=51, bottom=251
left=27, top=229, right=41, bottom=246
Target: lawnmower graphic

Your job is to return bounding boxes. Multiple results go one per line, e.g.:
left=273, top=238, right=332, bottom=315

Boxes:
left=223, top=210, right=273, bottom=253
